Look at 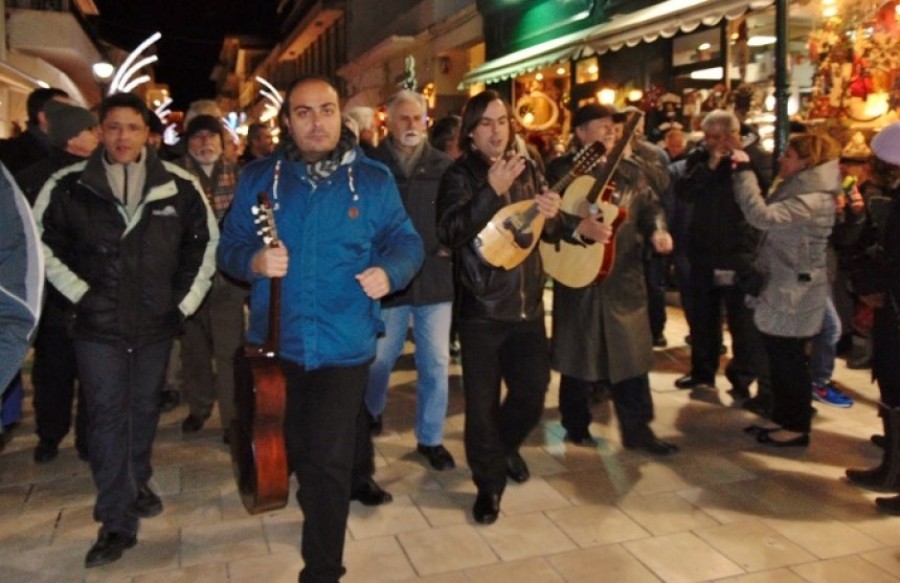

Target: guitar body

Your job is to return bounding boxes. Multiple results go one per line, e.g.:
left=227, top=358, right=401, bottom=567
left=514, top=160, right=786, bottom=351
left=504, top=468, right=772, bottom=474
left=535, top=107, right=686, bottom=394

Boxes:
left=474, top=200, right=546, bottom=270
left=540, top=175, right=628, bottom=288
left=230, top=190, right=289, bottom=515
left=231, top=344, right=289, bottom=514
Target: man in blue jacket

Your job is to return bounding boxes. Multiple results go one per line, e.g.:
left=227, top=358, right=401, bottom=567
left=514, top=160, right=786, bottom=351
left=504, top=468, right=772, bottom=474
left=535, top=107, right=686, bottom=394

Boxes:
left=217, top=75, right=423, bottom=583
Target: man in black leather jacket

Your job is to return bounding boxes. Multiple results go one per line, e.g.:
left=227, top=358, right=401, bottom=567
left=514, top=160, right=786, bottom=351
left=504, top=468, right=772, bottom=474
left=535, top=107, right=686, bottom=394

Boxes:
left=437, top=90, right=580, bottom=525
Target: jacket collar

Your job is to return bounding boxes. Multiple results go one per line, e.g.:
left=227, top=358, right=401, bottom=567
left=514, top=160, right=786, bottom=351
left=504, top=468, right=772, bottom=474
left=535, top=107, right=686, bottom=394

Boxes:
left=80, top=145, right=170, bottom=200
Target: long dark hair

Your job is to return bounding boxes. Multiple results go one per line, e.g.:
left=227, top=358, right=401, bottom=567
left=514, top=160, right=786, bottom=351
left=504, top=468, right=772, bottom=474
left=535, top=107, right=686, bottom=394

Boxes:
left=458, top=90, right=513, bottom=156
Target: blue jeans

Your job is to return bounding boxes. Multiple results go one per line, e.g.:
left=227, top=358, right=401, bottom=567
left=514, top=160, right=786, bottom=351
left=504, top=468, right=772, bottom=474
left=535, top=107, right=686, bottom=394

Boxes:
left=75, top=338, right=171, bottom=536
left=365, top=302, right=452, bottom=446
left=810, top=294, right=842, bottom=386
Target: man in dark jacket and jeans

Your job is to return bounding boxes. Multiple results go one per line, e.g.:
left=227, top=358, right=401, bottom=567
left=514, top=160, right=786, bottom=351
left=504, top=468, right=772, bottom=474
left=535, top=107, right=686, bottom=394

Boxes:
left=364, top=90, right=456, bottom=471
left=673, top=110, right=769, bottom=406
left=17, top=101, right=99, bottom=464
left=34, top=92, right=218, bottom=568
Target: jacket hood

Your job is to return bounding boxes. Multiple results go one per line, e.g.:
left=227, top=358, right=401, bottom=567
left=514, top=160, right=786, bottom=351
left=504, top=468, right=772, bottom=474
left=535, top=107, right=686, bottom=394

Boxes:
left=777, top=159, right=841, bottom=200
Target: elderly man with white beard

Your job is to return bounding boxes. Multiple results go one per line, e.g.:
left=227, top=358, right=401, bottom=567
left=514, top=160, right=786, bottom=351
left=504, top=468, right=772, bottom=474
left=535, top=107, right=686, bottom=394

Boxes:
left=361, top=90, right=457, bottom=471
left=176, top=114, right=246, bottom=442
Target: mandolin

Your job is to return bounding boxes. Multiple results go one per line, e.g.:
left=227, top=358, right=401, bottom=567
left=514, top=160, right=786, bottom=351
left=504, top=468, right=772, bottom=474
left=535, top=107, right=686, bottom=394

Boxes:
left=474, top=141, right=606, bottom=270
left=230, top=192, right=289, bottom=514
left=539, top=111, right=642, bottom=288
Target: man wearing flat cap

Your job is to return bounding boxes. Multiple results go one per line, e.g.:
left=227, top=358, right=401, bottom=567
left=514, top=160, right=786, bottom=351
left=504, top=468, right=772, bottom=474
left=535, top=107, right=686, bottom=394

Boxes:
left=17, top=101, right=99, bottom=464
left=547, top=103, right=678, bottom=456
left=176, top=113, right=245, bottom=441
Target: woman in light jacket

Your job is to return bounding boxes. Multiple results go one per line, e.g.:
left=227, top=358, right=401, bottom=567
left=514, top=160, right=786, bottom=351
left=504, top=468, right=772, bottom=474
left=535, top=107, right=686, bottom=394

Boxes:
left=731, top=133, right=840, bottom=447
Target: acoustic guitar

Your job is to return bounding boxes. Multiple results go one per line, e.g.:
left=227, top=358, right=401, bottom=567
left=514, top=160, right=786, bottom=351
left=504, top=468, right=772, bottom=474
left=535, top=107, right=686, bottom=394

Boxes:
left=230, top=192, right=289, bottom=514
left=474, top=141, right=606, bottom=270
left=539, top=111, right=643, bottom=288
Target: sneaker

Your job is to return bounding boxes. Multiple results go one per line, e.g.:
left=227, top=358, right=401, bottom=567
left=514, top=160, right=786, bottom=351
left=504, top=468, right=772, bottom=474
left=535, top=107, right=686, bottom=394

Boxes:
left=812, top=382, right=853, bottom=408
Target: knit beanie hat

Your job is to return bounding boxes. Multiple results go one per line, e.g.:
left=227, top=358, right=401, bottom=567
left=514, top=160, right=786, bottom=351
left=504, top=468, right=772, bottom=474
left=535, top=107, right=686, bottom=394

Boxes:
left=871, top=122, right=900, bottom=166
left=46, top=101, right=96, bottom=148
left=184, top=114, right=223, bottom=140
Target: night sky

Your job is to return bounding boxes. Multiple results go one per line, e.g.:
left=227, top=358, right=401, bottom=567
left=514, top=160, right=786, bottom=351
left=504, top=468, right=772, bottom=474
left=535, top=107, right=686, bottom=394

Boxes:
left=93, top=0, right=278, bottom=109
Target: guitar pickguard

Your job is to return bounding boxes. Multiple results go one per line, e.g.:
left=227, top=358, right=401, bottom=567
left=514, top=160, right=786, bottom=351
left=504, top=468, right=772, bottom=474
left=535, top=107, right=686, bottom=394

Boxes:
left=540, top=175, right=628, bottom=288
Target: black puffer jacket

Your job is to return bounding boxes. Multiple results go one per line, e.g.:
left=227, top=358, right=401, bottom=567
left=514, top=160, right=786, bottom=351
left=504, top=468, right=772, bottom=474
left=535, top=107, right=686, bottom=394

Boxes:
left=34, top=146, right=218, bottom=345
left=370, top=141, right=454, bottom=307
left=437, top=153, right=573, bottom=322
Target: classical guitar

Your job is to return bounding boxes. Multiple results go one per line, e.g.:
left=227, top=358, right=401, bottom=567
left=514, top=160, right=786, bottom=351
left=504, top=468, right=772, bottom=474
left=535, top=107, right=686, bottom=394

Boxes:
left=474, top=141, right=606, bottom=270
left=539, top=111, right=643, bottom=288
left=230, top=192, right=289, bottom=514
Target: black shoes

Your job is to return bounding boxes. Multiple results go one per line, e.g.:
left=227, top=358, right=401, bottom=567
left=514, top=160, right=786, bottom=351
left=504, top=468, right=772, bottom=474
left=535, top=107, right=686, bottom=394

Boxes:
left=84, top=531, right=137, bottom=568
left=652, top=334, right=668, bottom=348
left=751, top=427, right=809, bottom=448
left=131, top=484, right=163, bottom=518
left=368, top=413, right=383, bottom=436
left=564, top=432, right=598, bottom=447
left=624, top=438, right=679, bottom=456
left=181, top=414, right=206, bottom=433
left=417, top=444, right=456, bottom=471
left=159, top=389, right=180, bottom=413
left=33, top=438, right=59, bottom=463
left=472, top=490, right=501, bottom=525
left=876, top=495, right=900, bottom=515
left=351, top=478, right=393, bottom=506
left=674, top=374, right=713, bottom=390
left=506, top=452, right=530, bottom=483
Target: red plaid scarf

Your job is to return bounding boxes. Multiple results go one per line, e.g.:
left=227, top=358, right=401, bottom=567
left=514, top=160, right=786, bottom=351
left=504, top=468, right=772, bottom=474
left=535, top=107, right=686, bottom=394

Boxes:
left=179, top=156, right=239, bottom=220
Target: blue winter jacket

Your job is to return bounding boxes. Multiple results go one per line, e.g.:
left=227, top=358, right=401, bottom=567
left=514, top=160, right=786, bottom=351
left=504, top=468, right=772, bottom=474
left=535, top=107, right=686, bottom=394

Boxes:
left=217, top=146, right=423, bottom=370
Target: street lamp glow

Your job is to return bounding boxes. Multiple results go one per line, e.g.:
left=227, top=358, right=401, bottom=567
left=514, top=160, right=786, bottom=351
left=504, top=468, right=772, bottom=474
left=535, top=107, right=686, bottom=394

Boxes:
left=92, top=62, right=115, bottom=82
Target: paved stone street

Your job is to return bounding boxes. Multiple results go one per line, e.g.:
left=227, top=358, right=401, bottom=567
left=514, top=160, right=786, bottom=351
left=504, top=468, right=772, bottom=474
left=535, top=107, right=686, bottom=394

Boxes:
left=1, top=306, right=898, bottom=582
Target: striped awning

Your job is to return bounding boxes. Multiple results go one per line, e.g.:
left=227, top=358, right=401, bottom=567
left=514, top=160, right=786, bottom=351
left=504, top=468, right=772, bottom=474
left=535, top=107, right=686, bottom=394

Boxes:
left=460, top=0, right=775, bottom=88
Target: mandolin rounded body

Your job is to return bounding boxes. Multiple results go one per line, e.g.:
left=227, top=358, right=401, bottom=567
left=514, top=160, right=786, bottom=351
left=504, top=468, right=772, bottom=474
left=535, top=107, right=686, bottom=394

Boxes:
left=474, top=199, right=545, bottom=270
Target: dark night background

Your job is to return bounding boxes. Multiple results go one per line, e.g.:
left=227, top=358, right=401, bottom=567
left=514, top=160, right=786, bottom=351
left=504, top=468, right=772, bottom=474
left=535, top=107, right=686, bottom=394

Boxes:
left=93, top=0, right=279, bottom=109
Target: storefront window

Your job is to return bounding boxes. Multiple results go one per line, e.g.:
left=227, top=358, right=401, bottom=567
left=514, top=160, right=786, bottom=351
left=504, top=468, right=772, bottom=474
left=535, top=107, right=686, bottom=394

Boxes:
left=575, top=57, right=599, bottom=84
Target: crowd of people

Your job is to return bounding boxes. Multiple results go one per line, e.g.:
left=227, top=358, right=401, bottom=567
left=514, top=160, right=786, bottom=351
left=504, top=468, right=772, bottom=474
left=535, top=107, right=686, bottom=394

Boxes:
left=0, top=77, right=899, bottom=583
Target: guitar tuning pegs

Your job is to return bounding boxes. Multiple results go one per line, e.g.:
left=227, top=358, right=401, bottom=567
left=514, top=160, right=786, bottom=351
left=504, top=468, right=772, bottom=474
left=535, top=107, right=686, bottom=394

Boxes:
left=262, top=236, right=273, bottom=245
left=251, top=205, right=261, bottom=215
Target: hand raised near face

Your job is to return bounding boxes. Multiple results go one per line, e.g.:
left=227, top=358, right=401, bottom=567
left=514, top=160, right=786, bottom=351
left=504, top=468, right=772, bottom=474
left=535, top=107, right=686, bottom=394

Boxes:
left=487, top=154, right=526, bottom=196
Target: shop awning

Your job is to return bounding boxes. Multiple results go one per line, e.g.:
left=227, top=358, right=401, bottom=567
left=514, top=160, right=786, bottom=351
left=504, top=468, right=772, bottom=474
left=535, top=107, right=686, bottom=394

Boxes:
left=583, top=0, right=775, bottom=54
left=459, top=45, right=579, bottom=89
left=459, top=0, right=775, bottom=88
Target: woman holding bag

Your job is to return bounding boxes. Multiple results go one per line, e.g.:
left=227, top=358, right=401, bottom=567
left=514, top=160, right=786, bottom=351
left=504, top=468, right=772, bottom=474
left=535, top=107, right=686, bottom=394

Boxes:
left=731, top=133, right=841, bottom=447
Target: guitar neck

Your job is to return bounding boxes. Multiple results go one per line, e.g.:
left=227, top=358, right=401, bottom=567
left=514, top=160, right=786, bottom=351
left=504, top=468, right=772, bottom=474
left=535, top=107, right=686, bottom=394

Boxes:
left=586, top=112, right=642, bottom=205
left=265, top=277, right=281, bottom=353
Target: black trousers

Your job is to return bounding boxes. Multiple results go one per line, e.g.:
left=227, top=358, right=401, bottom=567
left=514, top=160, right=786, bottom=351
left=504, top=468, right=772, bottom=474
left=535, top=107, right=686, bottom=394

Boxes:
left=282, top=360, right=370, bottom=583
left=763, top=334, right=812, bottom=433
left=459, top=318, right=549, bottom=495
left=873, top=306, right=900, bottom=407
left=75, top=337, right=170, bottom=537
left=644, top=254, right=668, bottom=338
left=559, top=374, right=656, bottom=446
left=688, top=267, right=767, bottom=388
left=32, top=323, right=87, bottom=448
